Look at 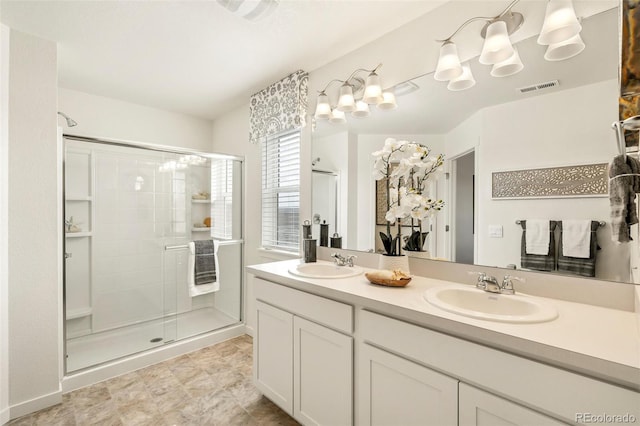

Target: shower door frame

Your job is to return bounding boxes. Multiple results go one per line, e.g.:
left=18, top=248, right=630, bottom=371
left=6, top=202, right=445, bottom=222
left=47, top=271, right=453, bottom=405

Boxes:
left=62, top=134, right=245, bottom=375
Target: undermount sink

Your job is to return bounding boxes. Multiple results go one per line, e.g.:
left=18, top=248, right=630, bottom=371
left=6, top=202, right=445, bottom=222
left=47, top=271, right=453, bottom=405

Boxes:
left=288, top=262, right=363, bottom=279
left=423, top=286, right=558, bottom=324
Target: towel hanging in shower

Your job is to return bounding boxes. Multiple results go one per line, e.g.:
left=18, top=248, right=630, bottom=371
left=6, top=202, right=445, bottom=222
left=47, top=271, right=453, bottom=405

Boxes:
left=187, top=240, right=220, bottom=297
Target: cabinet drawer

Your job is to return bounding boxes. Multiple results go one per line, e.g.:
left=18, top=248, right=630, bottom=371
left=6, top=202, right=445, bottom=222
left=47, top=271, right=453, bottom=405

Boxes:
left=361, top=310, right=639, bottom=424
left=254, top=277, right=353, bottom=334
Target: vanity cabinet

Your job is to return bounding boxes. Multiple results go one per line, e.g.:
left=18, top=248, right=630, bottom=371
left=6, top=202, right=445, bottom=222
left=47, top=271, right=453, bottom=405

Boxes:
left=250, top=270, right=639, bottom=426
left=459, top=384, right=565, bottom=426
left=360, top=309, right=638, bottom=426
left=255, top=301, right=294, bottom=413
left=358, top=343, right=458, bottom=426
left=253, top=277, right=354, bottom=426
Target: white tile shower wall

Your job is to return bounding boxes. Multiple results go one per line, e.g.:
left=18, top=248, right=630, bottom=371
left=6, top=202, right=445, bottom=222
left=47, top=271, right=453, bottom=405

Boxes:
left=92, top=149, right=183, bottom=332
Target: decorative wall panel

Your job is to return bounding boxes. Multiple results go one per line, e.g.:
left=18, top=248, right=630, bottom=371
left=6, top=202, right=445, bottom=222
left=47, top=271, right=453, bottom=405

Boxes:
left=492, top=163, right=608, bottom=199
left=249, top=70, right=308, bottom=144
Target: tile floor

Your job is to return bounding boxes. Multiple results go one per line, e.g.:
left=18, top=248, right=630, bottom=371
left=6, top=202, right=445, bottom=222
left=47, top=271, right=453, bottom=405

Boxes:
left=9, top=335, right=299, bottom=426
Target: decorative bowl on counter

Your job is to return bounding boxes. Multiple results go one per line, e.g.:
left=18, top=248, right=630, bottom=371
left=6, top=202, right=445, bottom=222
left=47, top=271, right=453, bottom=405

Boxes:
left=365, top=270, right=412, bottom=287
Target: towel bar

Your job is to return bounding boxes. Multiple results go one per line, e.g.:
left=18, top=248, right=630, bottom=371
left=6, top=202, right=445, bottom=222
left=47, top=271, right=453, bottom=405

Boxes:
left=165, top=239, right=244, bottom=251
left=515, top=220, right=604, bottom=227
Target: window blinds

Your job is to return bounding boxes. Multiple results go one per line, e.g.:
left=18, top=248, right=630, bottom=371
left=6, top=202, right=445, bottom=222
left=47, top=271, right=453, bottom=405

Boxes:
left=261, top=130, right=300, bottom=251
left=210, top=158, right=233, bottom=239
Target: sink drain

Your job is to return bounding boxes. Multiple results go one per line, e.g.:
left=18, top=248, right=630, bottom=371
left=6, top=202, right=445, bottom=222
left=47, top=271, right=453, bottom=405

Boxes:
left=150, top=337, right=163, bottom=343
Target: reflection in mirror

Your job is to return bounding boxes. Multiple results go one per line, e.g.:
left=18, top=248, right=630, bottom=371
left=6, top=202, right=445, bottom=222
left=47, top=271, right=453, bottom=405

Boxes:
left=311, top=170, right=338, bottom=242
left=311, top=6, right=635, bottom=283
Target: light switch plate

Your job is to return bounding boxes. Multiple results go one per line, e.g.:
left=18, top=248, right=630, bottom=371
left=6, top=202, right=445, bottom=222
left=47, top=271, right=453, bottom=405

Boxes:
left=488, top=225, right=503, bottom=238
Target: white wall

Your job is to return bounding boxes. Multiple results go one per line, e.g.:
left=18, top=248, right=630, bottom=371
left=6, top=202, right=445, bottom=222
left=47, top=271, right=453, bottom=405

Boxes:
left=58, top=88, right=213, bottom=151
left=210, top=104, right=261, bottom=333
left=0, top=23, right=10, bottom=426
left=8, top=29, right=61, bottom=416
left=475, top=79, right=623, bottom=280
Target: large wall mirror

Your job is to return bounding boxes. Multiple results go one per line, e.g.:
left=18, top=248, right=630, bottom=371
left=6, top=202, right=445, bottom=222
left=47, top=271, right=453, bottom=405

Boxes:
left=311, top=1, right=639, bottom=285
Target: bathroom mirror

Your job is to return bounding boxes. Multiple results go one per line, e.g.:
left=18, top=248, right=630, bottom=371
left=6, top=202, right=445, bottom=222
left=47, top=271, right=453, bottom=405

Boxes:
left=311, top=5, right=637, bottom=284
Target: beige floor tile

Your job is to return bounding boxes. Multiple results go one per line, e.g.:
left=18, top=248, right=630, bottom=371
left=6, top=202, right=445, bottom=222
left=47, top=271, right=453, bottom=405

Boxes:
left=7, top=414, right=36, bottom=426
left=9, top=335, right=296, bottom=426
left=34, top=403, right=76, bottom=426
left=70, top=385, right=112, bottom=410
left=74, top=400, right=122, bottom=425
left=117, top=400, right=163, bottom=426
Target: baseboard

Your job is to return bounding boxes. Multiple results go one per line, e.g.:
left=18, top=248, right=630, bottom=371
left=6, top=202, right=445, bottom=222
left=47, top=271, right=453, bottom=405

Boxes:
left=62, top=323, right=248, bottom=393
left=1, top=406, right=9, bottom=425
left=244, top=324, right=254, bottom=337
left=9, top=389, right=62, bottom=420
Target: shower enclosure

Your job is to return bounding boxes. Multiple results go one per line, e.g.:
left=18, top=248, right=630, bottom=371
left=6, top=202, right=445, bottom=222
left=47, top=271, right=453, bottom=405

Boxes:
left=63, top=136, right=243, bottom=373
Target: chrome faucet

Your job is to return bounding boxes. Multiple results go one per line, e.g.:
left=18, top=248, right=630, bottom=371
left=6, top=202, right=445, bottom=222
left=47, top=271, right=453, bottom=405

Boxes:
left=470, top=272, right=524, bottom=294
left=500, top=275, right=524, bottom=295
left=331, top=253, right=356, bottom=267
left=474, top=272, right=501, bottom=293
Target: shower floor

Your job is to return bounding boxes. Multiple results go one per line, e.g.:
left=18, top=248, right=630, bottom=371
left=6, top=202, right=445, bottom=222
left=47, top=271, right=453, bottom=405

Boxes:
left=66, top=307, right=238, bottom=372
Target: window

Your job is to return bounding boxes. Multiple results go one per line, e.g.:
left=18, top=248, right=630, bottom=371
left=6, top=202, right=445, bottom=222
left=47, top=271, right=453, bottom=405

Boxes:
left=261, top=130, right=300, bottom=252
left=210, top=158, right=234, bottom=240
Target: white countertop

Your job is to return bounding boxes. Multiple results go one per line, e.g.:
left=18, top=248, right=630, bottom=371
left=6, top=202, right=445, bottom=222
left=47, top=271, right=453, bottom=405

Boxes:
left=247, top=259, right=640, bottom=391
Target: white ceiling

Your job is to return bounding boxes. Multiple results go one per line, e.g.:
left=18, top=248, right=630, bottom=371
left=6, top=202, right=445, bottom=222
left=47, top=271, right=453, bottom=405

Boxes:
left=0, top=0, right=448, bottom=120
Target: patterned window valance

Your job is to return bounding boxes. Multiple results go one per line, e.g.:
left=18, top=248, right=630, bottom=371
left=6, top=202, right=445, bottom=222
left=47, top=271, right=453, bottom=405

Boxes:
left=249, top=70, right=308, bottom=144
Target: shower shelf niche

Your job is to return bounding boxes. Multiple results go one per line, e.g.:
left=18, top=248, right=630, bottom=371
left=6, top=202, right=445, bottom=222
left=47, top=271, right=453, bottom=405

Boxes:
left=66, top=307, right=93, bottom=320
left=66, top=232, right=92, bottom=238
left=192, top=227, right=211, bottom=232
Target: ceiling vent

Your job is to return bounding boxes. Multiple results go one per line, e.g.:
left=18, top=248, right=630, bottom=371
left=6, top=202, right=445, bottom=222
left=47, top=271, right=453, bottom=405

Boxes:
left=516, top=80, right=560, bottom=94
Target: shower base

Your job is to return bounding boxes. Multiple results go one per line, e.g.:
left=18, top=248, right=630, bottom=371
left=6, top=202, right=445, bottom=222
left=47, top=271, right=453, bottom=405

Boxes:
left=66, top=307, right=237, bottom=372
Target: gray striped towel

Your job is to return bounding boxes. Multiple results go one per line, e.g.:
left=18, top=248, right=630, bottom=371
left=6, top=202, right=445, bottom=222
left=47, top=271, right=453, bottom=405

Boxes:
left=194, top=240, right=216, bottom=285
left=557, top=221, right=600, bottom=278
left=520, top=220, right=557, bottom=272
left=609, top=155, right=640, bottom=243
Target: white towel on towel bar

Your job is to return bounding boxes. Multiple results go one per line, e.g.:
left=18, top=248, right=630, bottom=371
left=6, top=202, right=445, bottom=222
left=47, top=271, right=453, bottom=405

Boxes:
left=562, top=220, right=592, bottom=258
left=187, top=240, right=220, bottom=297
left=525, top=219, right=550, bottom=255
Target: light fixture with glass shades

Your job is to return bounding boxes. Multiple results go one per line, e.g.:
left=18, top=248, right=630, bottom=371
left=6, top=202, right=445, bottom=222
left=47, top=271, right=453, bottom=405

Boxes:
left=434, top=0, right=585, bottom=91
left=447, top=63, right=476, bottom=91
left=314, top=64, right=397, bottom=123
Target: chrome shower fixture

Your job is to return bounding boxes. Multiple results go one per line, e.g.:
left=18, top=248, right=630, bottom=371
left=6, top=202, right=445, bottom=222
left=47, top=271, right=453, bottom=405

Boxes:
left=57, top=112, right=77, bottom=127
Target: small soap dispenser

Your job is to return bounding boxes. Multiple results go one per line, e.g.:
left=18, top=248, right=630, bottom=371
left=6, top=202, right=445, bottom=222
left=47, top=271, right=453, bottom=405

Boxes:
left=302, top=220, right=312, bottom=240
left=303, top=239, right=317, bottom=263
left=330, top=233, right=342, bottom=248
left=320, top=220, right=329, bottom=247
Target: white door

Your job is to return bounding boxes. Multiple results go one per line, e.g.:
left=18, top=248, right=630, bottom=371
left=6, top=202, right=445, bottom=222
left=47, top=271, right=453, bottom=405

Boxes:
left=254, top=301, right=294, bottom=415
left=294, top=316, right=353, bottom=426
left=358, top=343, right=458, bottom=426
left=459, top=384, right=566, bottom=426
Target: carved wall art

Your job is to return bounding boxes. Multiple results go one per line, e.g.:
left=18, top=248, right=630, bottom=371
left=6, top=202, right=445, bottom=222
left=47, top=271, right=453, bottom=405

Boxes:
left=492, top=163, right=609, bottom=199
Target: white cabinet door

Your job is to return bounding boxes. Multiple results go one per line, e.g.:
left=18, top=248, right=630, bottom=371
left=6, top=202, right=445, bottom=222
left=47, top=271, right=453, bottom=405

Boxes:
left=254, top=301, right=294, bottom=415
left=459, top=384, right=567, bottom=426
left=358, top=343, right=458, bottom=426
left=294, top=316, right=353, bottom=426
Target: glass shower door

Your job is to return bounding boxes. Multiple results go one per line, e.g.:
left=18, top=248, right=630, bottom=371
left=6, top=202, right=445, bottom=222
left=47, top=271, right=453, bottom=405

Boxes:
left=64, top=138, right=243, bottom=373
